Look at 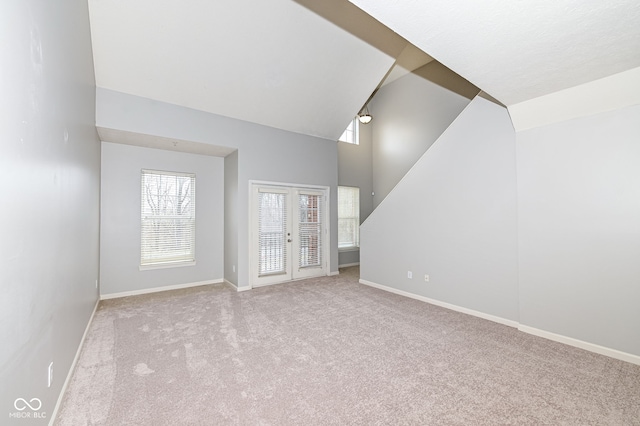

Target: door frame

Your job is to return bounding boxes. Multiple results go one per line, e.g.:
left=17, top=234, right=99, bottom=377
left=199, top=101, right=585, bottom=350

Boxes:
left=249, top=180, right=330, bottom=289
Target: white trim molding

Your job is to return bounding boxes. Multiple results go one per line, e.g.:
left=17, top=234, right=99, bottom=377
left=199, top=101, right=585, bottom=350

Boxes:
left=100, top=279, right=224, bottom=300
left=518, top=325, right=640, bottom=366
left=49, top=300, right=100, bottom=426
left=360, top=279, right=517, bottom=328
left=338, top=262, right=360, bottom=268
left=225, top=279, right=251, bottom=292
left=224, top=279, right=238, bottom=291
left=360, top=278, right=640, bottom=366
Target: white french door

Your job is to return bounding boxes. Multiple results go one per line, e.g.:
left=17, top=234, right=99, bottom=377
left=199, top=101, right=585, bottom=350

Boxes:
left=251, top=184, right=328, bottom=287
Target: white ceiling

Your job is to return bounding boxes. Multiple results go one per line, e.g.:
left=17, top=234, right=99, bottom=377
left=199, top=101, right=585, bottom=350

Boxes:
left=87, top=0, right=638, bottom=141
left=348, top=0, right=640, bottom=106
left=87, top=0, right=397, bottom=141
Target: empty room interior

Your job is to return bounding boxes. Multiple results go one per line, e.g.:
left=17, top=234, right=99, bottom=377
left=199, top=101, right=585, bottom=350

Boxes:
left=2, top=0, right=640, bottom=424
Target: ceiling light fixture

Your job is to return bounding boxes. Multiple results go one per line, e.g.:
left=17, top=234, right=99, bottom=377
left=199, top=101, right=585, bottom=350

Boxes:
left=358, top=105, right=372, bottom=124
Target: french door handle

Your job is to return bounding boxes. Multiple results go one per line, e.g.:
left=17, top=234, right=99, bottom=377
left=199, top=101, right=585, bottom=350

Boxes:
left=287, top=239, right=292, bottom=242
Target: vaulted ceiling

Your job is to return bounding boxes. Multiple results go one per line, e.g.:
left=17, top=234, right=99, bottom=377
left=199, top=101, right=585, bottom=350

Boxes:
left=88, top=0, right=640, bottom=140
left=88, top=0, right=414, bottom=141
left=347, top=0, right=640, bottom=106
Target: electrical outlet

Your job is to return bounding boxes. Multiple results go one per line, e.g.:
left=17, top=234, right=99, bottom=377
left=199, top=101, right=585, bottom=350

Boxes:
left=407, top=271, right=412, bottom=279
left=48, top=362, right=54, bottom=388
left=232, top=265, right=236, bottom=273
left=95, top=279, right=98, bottom=288
left=424, top=274, right=430, bottom=282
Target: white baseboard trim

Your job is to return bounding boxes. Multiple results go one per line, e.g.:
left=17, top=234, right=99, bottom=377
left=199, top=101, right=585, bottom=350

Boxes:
left=339, top=262, right=360, bottom=268
left=518, top=325, right=640, bottom=366
left=100, top=279, right=224, bottom=300
left=49, top=299, right=99, bottom=426
left=360, top=279, right=518, bottom=328
left=224, top=279, right=237, bottom=291
left=328, top=270, right=340, bottom=276
left=360, top=278, right=640, bottom=366
left=225, top=279, right=252, bottom=292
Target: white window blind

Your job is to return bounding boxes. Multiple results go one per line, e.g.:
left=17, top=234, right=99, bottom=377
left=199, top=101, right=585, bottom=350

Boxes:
left=141, top=170, right=195, bottom=266
left=338, top=118, right=359, bottom=144
left=298, top=193, right=323, bottom=268
left=338, top=186, right=359, bottom=249
left=258, top=191, right=287, bottom=276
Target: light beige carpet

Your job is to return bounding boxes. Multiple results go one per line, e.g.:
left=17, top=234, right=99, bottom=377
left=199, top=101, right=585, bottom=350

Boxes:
left=56, top=267, right=640, bottom=425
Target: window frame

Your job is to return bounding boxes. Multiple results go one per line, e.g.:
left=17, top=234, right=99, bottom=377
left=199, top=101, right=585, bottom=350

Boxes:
left=140, top=169, right=196, bottom=269
left=338, top=118, right=359, bottom=145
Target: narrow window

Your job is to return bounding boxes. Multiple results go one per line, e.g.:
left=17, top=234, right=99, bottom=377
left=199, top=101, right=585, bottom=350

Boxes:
left=338, top=118, right=359, bottom=145
left=141, top=170, right=195, bottom=266
left=338, top=186, right=360, bottom=249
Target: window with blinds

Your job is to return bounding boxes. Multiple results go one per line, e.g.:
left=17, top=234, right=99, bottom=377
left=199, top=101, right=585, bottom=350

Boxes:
left=338, top=186, right=359, bottom=249
left=141, top=170, right=195, bottom=266
left=258, top=191, right=287, bottom=276
left=298, top=193, right=323, bottom=268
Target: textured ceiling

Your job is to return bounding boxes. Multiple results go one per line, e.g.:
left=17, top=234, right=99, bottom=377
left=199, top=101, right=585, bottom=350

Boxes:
left=87, top=0, right=396, bottom=140
left=348, top=0, right=640, bottom=106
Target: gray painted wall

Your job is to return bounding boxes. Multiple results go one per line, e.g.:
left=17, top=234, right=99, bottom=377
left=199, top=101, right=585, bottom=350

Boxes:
left=361, top=84, right=640, bottom=359
left=96, top=88, right=338, bottom=288
left=224, top=151, right=239, bottom=285
left=100, top=142, right=224, bottom=295
left=338, top=121, right=374, bottom=266
left=517, top=103, right=640, bottom=356
left=361, top=96, right=519, bottom=321
left=370, top=65, right=476, bottom=208
left=0, top=0, right=100, bottom=422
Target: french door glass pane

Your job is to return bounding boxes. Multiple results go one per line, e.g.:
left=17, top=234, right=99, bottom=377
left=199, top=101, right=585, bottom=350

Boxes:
left=258, top=192, right=287, bottom=276
left=298, top=194, right=322, bottom=268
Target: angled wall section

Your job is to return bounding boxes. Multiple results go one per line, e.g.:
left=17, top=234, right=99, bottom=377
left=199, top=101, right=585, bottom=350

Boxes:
left=360, top=96, right=518, bottom=322
left=371, top=62, right=478, bottom=208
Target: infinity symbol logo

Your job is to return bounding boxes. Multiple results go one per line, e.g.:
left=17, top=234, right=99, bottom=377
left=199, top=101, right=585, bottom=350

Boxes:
left=14, top=398, right=42, bottom=411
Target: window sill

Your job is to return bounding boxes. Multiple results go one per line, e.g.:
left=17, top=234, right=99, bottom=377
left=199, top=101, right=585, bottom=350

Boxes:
left=139, top=261, right=196, bottom=271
